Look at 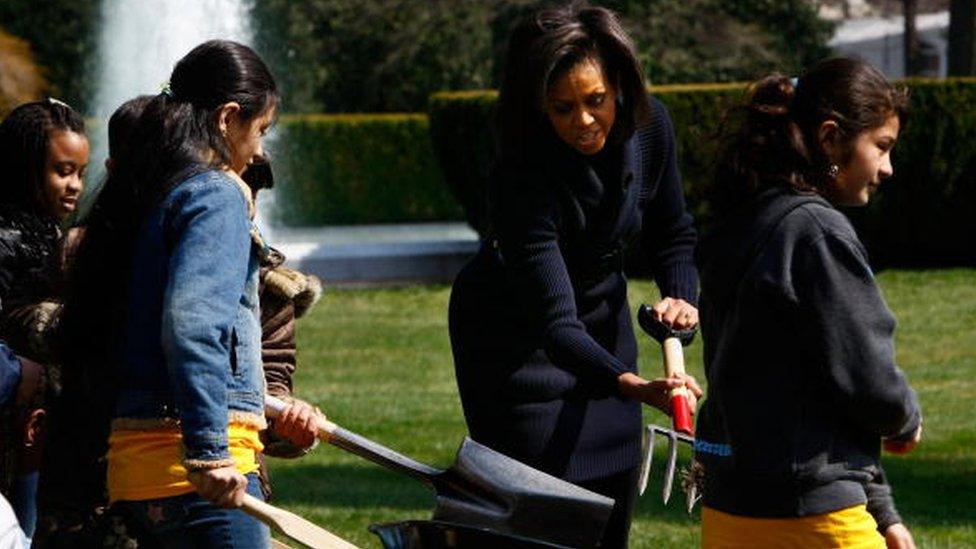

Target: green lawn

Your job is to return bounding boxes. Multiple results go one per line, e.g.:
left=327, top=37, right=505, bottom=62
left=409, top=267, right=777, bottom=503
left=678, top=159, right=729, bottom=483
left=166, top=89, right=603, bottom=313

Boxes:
left=268, top=269, right=976, bottom=548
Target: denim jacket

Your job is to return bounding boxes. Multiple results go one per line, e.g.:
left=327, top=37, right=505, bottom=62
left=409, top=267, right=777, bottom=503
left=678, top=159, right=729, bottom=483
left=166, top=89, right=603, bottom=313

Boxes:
left=0, top=342, right=19, bottom=406
left=112, top=170, right=266, bottom=470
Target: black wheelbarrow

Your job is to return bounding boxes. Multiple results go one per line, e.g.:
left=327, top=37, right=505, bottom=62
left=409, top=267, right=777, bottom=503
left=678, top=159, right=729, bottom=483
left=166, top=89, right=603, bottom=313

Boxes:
left=369, top=520, right=571, bottom=549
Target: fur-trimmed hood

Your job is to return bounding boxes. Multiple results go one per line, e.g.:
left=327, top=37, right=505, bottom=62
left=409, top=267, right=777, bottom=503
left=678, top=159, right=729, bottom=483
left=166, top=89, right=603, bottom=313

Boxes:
left=262, top=264, right=322, bottom=319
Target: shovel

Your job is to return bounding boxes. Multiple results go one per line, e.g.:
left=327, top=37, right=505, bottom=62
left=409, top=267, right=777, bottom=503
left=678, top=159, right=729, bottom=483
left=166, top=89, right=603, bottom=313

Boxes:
left=264, top=395, right=613, bottom=548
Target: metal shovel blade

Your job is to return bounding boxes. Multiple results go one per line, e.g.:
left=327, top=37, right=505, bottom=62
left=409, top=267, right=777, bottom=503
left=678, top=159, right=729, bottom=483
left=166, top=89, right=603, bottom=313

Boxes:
left=432, top=438, right=615, bottom=549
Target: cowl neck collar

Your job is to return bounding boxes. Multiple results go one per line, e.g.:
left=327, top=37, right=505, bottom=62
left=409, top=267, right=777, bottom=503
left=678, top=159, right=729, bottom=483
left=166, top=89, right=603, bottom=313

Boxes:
left=544, top=134, right=636, bottom=207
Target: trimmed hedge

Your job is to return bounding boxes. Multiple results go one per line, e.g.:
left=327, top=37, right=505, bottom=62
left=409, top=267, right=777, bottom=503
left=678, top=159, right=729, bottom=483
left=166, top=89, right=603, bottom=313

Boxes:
left=271, top=113, right=462, bottom=226
left=857, top=78, right=976, bottom=267
left=427, top=85, right=747, bottom=235
left=428, top=79, right=976, bottom=267
left=427, top=91, right=497, bottom=233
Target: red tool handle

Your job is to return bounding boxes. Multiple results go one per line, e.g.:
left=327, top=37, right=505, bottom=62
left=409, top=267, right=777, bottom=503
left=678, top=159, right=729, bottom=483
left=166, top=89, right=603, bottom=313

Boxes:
left=662, top=338, right=694, bottom=435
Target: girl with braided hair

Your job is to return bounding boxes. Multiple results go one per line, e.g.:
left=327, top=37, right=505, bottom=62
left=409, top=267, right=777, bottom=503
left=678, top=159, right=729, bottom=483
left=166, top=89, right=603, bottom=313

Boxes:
left=0, top=98, right=88, bottom=541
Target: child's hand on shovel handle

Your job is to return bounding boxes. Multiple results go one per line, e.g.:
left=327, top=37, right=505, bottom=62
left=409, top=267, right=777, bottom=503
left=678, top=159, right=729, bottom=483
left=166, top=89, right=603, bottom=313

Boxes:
left=188, top=466, right=248, bottom=508
left=618, top=372, right=702, bottom=416
left=883, top=424, right=922, bottom=455
left=271, top=398, right=326, bottom=450
left=883, top=523, right=917, bottom=549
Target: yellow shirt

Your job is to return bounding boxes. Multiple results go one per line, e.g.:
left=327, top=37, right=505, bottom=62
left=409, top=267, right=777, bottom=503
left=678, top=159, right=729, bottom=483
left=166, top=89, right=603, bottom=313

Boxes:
left=702, top=505, right=885, bottom=549
left=107, top=422, right=263, bottom=503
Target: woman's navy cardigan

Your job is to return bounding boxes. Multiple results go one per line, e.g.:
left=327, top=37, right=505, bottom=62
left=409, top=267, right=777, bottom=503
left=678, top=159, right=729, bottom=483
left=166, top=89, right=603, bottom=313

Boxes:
left=448, top=98, right=698, bottom=482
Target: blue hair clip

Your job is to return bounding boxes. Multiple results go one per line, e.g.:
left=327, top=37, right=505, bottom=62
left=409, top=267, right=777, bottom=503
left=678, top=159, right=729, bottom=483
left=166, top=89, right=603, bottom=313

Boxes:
left=789, top=77, right=799, bottom=89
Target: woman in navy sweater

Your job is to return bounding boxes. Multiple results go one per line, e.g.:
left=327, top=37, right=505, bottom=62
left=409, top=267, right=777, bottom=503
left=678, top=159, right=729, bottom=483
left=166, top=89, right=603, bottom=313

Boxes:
left=449, top=4, right=701, bottom=547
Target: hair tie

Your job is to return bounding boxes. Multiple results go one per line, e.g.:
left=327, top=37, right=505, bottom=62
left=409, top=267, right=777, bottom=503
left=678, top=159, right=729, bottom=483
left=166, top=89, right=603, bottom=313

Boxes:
left=160, top=82, right=174, bottom=98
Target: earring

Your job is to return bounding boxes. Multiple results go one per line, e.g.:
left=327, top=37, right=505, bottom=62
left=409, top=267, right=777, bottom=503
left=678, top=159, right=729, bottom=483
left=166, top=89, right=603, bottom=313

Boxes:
left=827, top=163, right=839, bottom=179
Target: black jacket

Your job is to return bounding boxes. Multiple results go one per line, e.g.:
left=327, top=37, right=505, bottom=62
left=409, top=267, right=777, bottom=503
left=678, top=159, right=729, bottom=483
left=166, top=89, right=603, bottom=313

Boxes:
left=695, top=187, right=921, bottom=517
left=0, top=204, right=62, bottom=362
left=449, top=98, right=698, bottom=481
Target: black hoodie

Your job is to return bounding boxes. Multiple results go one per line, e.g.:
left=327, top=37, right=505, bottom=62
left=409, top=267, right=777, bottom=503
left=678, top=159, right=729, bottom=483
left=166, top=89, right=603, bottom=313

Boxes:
left=694, top=186, right=921, bottom=518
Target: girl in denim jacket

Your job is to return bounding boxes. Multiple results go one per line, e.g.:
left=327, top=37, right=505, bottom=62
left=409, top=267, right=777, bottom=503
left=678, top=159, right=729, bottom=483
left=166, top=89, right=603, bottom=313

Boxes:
left=43, top=41, right=319, bottom=547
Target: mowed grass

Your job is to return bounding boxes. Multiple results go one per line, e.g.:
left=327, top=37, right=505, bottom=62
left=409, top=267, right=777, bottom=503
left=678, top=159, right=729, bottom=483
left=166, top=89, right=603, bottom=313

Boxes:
left=268, top=269, right=976, bottom=548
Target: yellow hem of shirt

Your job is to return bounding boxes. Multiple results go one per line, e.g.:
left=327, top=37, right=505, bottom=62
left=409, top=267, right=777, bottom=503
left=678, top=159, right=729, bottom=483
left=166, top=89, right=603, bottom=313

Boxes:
left=107, top=422, right=263, bottom=503
left=702, top=504, right=885, bottom=549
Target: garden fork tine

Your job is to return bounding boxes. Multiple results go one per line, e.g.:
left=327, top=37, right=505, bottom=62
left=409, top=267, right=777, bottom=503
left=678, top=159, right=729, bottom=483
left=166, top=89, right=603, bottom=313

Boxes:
left=638, top=424, right=656, bottom=495
left=662, top=429, right=679, bottom=505
left=685, top=476, right=700, bottom=514
left=639, top=425, right=695, bottom=507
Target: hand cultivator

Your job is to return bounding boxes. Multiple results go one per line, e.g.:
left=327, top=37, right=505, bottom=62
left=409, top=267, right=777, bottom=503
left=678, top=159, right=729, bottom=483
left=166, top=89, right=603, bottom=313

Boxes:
left=636, top=304, right=701, bottom=513
left=639, top=425, right=698, bottom=511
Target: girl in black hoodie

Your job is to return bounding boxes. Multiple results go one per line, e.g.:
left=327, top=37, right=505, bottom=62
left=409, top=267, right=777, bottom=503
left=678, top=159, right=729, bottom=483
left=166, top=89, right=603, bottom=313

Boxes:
left=695, top=58, right=922, bottom=548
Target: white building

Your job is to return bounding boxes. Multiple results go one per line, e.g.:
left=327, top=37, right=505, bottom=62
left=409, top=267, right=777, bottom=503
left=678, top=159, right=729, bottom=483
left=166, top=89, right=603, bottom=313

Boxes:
left=829, top=10, right=949, bottom=78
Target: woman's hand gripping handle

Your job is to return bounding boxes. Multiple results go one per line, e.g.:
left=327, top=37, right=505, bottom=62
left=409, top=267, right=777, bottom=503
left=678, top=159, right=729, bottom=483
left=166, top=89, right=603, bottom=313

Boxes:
left=637, top=304, right=698, bottom=435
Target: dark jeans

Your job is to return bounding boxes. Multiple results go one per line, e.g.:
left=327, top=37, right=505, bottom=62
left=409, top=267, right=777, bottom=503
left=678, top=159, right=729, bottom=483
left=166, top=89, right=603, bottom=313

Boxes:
left=577, top=467, right=639, bottom=549
left=114, top=472, right=269, bottom=549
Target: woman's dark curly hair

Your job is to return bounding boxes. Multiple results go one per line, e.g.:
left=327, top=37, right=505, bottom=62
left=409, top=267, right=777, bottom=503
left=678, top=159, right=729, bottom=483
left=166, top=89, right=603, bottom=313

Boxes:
left=710, top=57, right=908, bottom=213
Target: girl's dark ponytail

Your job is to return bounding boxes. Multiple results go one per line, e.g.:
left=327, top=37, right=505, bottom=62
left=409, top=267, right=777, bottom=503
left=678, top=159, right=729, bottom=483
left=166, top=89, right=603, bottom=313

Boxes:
left=44, top=42, right=279, bottom=522
left=748, top=75, right=795, bottom=117
left=711, top=75, right=812, bottom=211
left=66, top=39, right=278, bottom=365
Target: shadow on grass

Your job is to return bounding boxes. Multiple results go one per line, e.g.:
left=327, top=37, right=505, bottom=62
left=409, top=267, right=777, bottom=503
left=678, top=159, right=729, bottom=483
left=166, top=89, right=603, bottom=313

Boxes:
left=265, top=440, right=974, bottom=530
left=266, top=461, right=437, bottom=512
left=883, top=453, right=976, bottom=528
left=630, top=452, right=975, bottom=529
left=634, top=499, right=699, bottom=525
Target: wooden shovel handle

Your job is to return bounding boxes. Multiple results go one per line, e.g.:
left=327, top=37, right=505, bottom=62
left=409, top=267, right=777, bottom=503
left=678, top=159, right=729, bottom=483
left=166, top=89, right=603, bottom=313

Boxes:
left=264, top=395, right=341, bottom=435
left=240, top=493, right=284, bottom=526
left=241, top=494, right=360, bottom=549
left=264, top=395, right=442, bottom=484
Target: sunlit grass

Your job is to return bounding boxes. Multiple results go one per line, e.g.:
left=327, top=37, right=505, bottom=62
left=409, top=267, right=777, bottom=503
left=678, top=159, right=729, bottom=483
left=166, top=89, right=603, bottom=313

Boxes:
left=268, top=270, right=976, bottom=548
